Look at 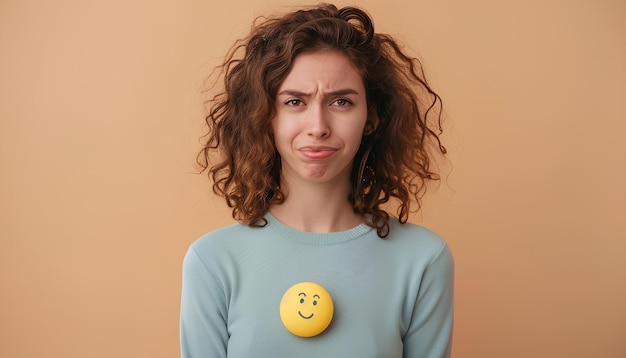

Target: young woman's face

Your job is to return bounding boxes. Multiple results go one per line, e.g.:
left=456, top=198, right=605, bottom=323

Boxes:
left=272, top=50, right=368, bottom=187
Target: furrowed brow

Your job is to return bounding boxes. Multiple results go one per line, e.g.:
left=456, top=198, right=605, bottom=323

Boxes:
left=278, top=90, right=310, bottom=97
left=326, top=89, right=359, bottom=96
left=278, top=89, right=360, bottom=96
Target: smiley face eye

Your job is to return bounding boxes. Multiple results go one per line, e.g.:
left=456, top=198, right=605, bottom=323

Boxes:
left=299, top=298, right=304, bottom=304
left=313, top=300, right=318, bottom=305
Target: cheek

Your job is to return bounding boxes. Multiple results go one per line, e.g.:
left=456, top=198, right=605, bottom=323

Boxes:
left=342, top=121, right=368, bottom=145
left=271, top=130, right=292, bottom=158
left=272, top=120, right=299, bottom=142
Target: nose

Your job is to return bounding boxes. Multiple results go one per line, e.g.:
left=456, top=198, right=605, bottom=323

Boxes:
left=306, top=104, right=330, bottom=138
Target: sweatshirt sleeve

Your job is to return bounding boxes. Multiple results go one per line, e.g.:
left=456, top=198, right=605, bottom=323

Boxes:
left=180, top=245, right=229, bottom=358
left=403, top=242, right=454, bottom=358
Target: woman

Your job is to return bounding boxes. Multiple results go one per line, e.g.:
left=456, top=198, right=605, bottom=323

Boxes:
left=181, top=4, right=453, bottom=357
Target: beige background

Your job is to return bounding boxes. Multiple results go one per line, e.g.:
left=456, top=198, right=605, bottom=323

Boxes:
left=1, top=0, right=625, bottom=357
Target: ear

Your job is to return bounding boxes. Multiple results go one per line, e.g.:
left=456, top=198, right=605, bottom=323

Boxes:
left=364, top=109, right=380, bottom=136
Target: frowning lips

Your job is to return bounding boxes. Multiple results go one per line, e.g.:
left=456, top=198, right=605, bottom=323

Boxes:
left=298, top=146, right=337, bottom=160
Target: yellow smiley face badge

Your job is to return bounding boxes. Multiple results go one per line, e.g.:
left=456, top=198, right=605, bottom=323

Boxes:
left=279, top=282, right=334, bottom=337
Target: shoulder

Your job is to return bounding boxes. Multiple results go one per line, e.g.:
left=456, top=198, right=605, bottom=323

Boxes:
left=384, top=218, right=453, bottom=266
left=387, top=219, right=447, bottom=248
left=182, top=222, right=273, bottom=288
left=191, top=223, right=251, bottom=249
left=185, top=222, right=261, bottom=266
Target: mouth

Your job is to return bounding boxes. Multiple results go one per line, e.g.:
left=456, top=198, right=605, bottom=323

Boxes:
left=299, top=146, right=336, bottom=160
left=298, top=311, right=314, bottom=319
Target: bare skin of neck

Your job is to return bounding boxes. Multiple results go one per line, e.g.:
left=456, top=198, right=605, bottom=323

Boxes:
left=269, top=175, right=362, bottom=233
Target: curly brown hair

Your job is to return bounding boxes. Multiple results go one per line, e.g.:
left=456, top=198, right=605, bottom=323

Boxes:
left=197, top=3, right=446, bottom=237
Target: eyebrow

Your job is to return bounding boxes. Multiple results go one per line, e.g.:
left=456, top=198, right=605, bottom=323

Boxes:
left=313, top=294, right=320, bottom=299
left=278, top=89, right=360, bottom=97
left=298, top=292, right=306, bottom=297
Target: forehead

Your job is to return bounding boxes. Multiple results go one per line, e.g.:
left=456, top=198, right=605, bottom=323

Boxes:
left=278, top=50, right=364, bottom=91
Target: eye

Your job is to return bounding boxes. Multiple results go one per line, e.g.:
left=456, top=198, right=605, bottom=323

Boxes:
left=332, top=98, right=352, bottom=106
left=312, top=300, right=318, bottom=306
left=285, top=99, right=304, bottom=106
left=299, top=298, right=304, bottom=304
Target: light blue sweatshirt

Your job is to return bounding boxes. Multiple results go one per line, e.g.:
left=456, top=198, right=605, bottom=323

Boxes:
left=180, top=214, right=454, bottom=357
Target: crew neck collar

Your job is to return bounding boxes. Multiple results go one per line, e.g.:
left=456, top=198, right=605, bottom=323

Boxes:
left=265, top=212, right=373, bottom=245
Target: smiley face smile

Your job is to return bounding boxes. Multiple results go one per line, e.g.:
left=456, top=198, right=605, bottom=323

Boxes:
left=298, top=311, right=314, bottom=319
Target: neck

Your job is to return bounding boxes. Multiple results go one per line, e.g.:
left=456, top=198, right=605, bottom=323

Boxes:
left=270, top=177, right=361, bottom=233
